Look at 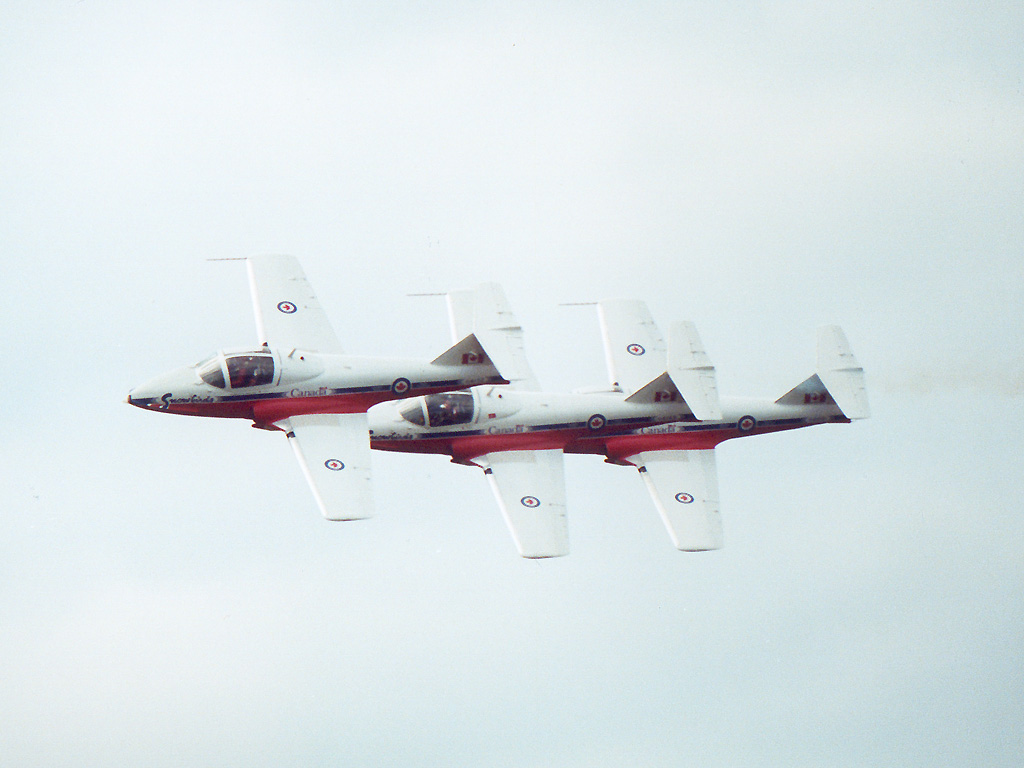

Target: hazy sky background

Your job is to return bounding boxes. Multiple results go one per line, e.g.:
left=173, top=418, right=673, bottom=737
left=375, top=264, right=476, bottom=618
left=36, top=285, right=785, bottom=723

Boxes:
left=2, top=2, right=1022, bottom=766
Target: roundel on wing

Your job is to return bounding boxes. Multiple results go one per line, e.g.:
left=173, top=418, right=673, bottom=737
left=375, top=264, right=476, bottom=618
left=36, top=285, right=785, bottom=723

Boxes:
left=277, top=301, right=298, bottom=314
left=520, top=496, right=540, bottom=508
left=627, top=343, right=646, bottom=356
left=675, top=492, right=694, bottom=504
left=324, top=459, right=345, bottom=471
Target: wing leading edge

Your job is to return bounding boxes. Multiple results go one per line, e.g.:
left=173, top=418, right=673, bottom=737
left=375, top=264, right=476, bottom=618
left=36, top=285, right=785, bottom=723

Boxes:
left=246, top=255, right=344, bottom=353
left=474, top=450, right=569, bottom=558
left=277, top=413, right=375, bottom=521
left=446, top=286, right=561, bottom=556
left=626, top=449, right=723, bottom=551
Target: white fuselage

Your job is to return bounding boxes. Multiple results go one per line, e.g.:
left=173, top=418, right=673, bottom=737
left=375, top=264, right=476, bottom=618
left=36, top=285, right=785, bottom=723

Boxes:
left=367, top=385, right=849, bottom=463
left=127, top=347, right=506, bottom=426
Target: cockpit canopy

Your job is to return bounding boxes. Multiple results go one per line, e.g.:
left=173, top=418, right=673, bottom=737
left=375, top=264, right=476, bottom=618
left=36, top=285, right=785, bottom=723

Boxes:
left=399, top=392, right=476, bottom=427
left=197, top=351, right=276, bottom=389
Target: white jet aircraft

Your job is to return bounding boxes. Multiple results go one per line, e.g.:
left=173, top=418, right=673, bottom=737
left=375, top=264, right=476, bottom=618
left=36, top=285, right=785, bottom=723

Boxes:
left=368, top=289, right=869, bottom=558
left=127, top=255, right=508, bottom=521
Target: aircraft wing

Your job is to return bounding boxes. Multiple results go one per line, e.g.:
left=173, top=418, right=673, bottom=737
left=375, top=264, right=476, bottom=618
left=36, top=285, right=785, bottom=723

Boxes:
left=276, top=413, right=374, bottom=521
left=597, top=299, right=667, bottom=394
left=246, top=255, right=344, bottom=353
left=625, top=449, right=723, bottom=551
left=474, top=449, right=569, bottom=558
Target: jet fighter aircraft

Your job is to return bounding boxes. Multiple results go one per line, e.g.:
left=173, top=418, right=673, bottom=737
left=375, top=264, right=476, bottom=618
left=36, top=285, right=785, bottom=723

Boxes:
left=368, top=291, right=868, bottom=558
left=127, top=255, right=509, bottom=521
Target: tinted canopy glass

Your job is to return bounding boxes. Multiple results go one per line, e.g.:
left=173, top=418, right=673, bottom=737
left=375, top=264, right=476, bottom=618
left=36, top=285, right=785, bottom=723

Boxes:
left=226, top=353, right=275, bottom=388
left=424, top=392, right=475, bottom=427
left=399, top=398, right=426, bottom=426
left=197, top=355, right=226, bottom=388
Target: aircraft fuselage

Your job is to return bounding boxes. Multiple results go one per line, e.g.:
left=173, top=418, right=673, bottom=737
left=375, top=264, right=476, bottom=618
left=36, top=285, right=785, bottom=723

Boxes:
left=127, top=348, right=506, bottom=427
left=367, top=387, right=850, bottom=464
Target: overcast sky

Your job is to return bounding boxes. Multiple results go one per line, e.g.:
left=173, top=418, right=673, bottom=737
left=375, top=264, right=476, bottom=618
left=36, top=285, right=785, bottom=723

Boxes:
left=2, top=2, right=1022, bottom=766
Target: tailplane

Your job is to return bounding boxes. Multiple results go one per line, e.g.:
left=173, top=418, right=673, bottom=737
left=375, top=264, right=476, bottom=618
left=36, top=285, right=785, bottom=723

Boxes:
left=443, top=283, right=539, bottom=390
left=666, top=320, right=722, bottom=420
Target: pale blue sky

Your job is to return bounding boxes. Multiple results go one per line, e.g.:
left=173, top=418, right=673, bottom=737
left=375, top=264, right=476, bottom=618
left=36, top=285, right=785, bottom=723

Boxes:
left=1, top=2, right=1022, bottom=766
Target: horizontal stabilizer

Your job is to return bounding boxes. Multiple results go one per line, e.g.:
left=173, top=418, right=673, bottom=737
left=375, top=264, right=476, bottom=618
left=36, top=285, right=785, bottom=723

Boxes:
left=277, top=413, right=374, bottom=521
left=475, top=328, right=537, bottom=390
left=626, top=449, right=723, bottom=551
left=475, top=449, right=569, bottom=558
left=448, top=283, right=538, bottom=390
left=622, top=322, right=721, bottom=420
left=816, top=325, right=869, bottom=419
left=776, top=326, right=869, bottom=420
left=667, top=321, right=722, bottom=420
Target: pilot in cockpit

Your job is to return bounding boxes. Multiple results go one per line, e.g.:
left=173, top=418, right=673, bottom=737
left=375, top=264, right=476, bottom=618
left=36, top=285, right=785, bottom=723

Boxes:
left=426, top=392, right=474, bottom=427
